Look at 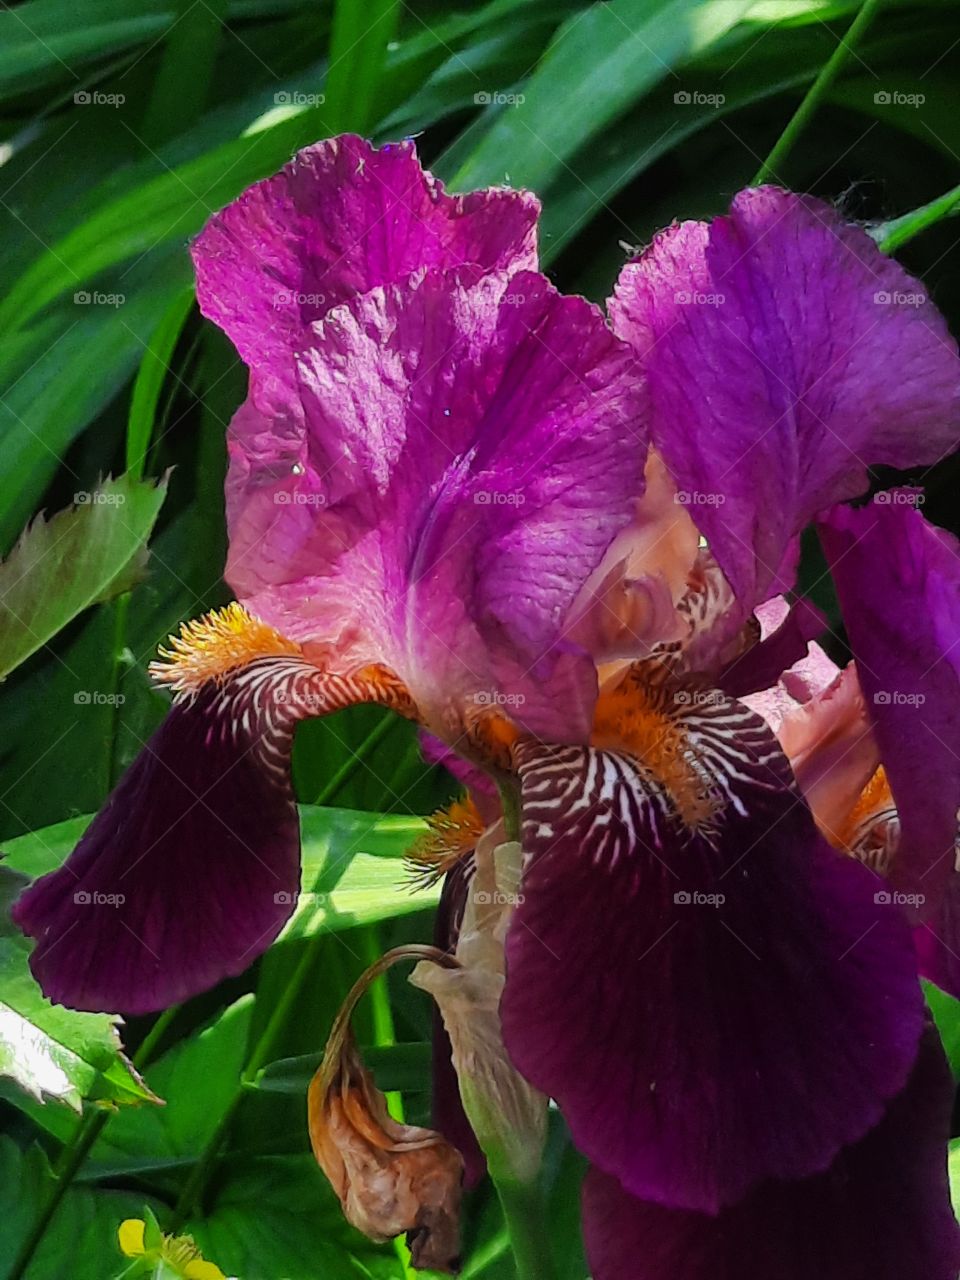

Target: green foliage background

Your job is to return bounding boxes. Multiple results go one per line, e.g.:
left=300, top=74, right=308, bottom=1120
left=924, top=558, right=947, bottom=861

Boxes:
left=1, top=0, right=959, bottom=1276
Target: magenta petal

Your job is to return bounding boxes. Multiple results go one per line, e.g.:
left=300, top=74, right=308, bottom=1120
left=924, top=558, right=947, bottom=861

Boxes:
left=820, top=497, right=960, bottom=916
left=192, top=134, right=539, bottom=419
left=12, top=657, right=338, bottom=1014
left=609, top=187, right=960, bottom=613
left=227, top=268, right=647, bottom=742
left=582, top=1027, right=960, bottom=1280
left=718, top=596, right=826, bottom=698
left=501, top=713, right=924, bottom=1211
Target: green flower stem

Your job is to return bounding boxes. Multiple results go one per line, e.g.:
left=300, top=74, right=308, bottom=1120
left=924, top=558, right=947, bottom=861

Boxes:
left=752, top=0, right=885, bottom=185
left=877, top=180, right=960, bottom=253
left=496, top=777, right=522, bottom=843
left=492, top=1176, right=558, bottom=1280
left=8, top=1004, right=180, bottom=1280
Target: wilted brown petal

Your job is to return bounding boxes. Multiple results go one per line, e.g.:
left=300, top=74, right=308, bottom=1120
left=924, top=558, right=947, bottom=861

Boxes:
left=309, top=1030, right=464, bottom=1272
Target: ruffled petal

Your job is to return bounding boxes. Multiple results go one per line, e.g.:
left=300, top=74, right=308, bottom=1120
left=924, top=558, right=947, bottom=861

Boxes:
left=501, top=678, right=924, bottom=1212
left=13, top=608, right=410, bottom=1013
left=582, top=1027, right=959, bottom=1280
left=820, top=497, right=960, bottom=916
left=609, top=187, right=960, bottom=615
left=226, top=268, right=647, bottom=744
left=192, top=134, right=539, bottom=420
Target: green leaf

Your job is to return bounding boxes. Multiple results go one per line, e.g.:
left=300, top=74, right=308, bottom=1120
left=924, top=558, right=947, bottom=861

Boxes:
left=924, top=981, right=960, bottom=1077
left=254, top=1041, right=432, bottom=1096
left=450, top=0, right=753, bottom=192
left=185, top=1154, right=403, bottom=1280
left=80, top=997, right=254, bottom=1175
left=950, top=1138, right=960, bottom=1221
left=0, top=1137, right=162, bottom=1280
left=0, top=473, right=168, bottom=680
left=0, top=932, right=157, bottom=1111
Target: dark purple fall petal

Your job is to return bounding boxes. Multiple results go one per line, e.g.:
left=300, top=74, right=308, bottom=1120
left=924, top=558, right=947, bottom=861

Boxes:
left=226, top=268, right=647, bottom=743
left=13, top=656, right=350, bottom=1013
left=609, top=187, right=960, bottom=619
left=582, top=1027, right=960, bottom=1280
left=501, top=698, right=924, bottom=1212
left=192, top=133, right=539, bottom=421
left=820, top=496, right=960, bottom=918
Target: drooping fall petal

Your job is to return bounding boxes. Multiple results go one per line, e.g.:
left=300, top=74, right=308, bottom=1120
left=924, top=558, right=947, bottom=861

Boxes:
left=13, top=606, right=411, bottom=1013
left=500, top=671, right=924, bottom=1212
left=582, top=1026, right=960, bottom=1280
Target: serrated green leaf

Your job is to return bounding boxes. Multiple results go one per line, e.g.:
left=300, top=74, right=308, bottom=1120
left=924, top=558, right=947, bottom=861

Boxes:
left=0, top=472, right=168, bottom=680
left=0, top=933, right=157, bottom=1111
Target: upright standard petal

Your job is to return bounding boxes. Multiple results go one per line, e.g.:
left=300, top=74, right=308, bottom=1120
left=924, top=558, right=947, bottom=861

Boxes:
left=609, top=187, right=960, bottom=614
left=582, top=1027, right=959, bottom=1280
left=13, top=606, right=413, bottom=1013
left=500, top=668, right=924, bottom=1212
left=820, top=496, right=960, bottom=915
left=192, top=134, right=539, bottom=418
left=226, top=268, right=647, bottom=744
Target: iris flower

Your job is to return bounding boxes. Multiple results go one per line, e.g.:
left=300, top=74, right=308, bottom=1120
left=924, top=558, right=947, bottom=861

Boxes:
left=13, top=137, right=960, bottom=1276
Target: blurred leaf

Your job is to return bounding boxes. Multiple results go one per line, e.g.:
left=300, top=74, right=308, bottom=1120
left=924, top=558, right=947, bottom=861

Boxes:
left=324, top=0, right=401, bottom=135
left=925, top=981, right=960, bottom=1077
left=254, top=1041, right=431, bottom=1095
left=0, top=106, right=332, bottom=333
left=451, top=0, right=752, bottom=192
left=0, top=472, right=167, bottom=680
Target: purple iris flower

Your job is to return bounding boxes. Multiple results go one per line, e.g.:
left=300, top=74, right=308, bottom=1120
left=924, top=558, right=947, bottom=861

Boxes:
left=13, top=135, right=647, bottom=1014
left=12, top=140, right=960, bottom=1276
